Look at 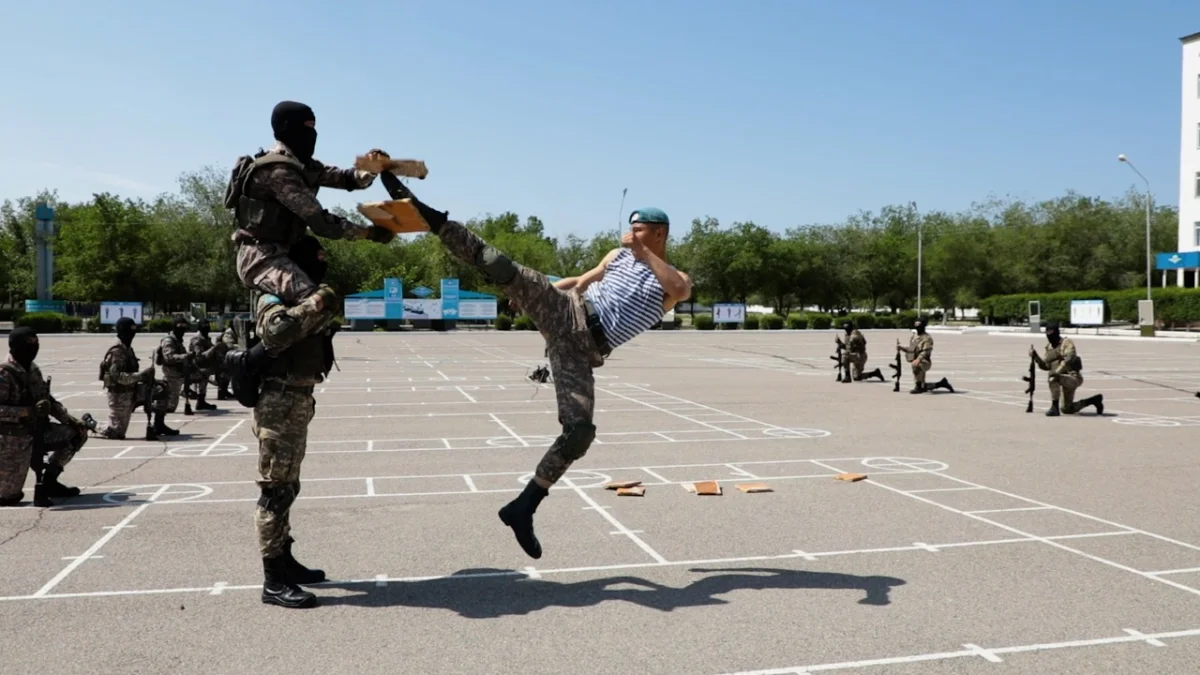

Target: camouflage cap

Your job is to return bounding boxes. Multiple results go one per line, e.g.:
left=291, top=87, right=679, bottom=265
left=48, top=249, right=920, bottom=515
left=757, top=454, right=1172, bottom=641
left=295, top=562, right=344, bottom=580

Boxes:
left=629, top=207, right=669, bottom=225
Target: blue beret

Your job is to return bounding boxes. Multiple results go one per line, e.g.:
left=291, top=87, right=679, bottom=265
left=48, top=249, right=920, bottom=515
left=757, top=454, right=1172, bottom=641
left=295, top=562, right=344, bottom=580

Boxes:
left=629, top=207, right=669, bottom=225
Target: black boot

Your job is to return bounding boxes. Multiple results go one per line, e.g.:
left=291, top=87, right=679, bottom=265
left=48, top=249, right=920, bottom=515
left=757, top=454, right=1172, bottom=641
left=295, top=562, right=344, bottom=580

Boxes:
left=0, top=493, right=22, bottom=507
left=1046, top=400, right=1060, bottom=417
left=42, top=464, right=80, bottom=499
left=217, top=384, right=231, bottom=401
left=1073, top=394, right=1104, bottom=415
left=144, top=416, right=159, bottom=441
left=281, top=537, right=326, bottom=584
left=224, top=343, right=271, bottom=408
left=861, top=368, right=885, bottom=382
left=261, top=556, right=317, bottom=608
left=909, top=382, right=926, bottom=394
left=154, top=412, right=179, bottom=436
left=196, top=395, right=216, bottom=411
left=498, top=480, right=549, bottom=559
left=31, top=473, right=53, bottom=507
left=932, top=377, right=955, bottom=393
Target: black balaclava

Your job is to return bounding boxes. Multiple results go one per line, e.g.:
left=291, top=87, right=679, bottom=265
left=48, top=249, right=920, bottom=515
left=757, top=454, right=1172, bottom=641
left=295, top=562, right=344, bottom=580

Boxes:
left=172, top=315, right=189, bottom=341
left=9, top=327, right=38, bottom=369
left=198, top=321, right=210, bottom=338
left=913, top=318, right=927, bottom=335
left=843, top=321, right=854, bottom=334
left=1045, top=321, right=1062, bottom=347
left=289, top=235, right=328, bottom=284
left=272, top=101, right=317, bottom=162
left=116, top=317, right=137, bottom=347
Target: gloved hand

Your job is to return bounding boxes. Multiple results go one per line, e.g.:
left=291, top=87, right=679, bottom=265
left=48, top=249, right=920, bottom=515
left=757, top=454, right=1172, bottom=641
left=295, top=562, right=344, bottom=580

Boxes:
left=35, top=399, right=50, bottom=418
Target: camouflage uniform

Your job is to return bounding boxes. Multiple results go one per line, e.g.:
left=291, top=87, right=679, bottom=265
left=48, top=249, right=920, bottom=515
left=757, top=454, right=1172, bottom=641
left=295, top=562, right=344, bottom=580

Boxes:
left=187, top=327, right=219, bottom=410
left=0, top=357, right=89, bottom=505
left=94, top=340, right=151, bottom=439
left=215, top=326, right=236, bottom=399
left=1037, top=330, right=1103, bottom=416
left=157, top=333, right=189, bottom=415
left=227, top=141, right=387, bottom=356
left=251, top=292, right=336, bottom=608
left=898, top=320, right=953, bottom=393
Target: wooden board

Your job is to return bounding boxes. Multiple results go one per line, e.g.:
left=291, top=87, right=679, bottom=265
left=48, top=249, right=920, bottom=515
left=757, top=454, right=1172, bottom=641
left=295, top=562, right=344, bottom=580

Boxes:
left=835, top=473, right=867, bottom=482
left=735, top=483, right=773, bottom=493
left=357, top=200, right=430, bottom=234
left=605, top=480, right=643, bottom=490
left=354, top=155, right=428, bottom=179
left=616, top=486, right=646, bottom=497
left=693, top=480, right=722, bottom=496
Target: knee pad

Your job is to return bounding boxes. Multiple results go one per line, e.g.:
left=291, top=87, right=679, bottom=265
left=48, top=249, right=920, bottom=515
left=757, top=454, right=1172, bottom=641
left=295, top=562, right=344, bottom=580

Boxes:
left=257, top=483, right=296, bottom=516
left=555, top=422, right=597, bottom=462
left=475, top=244, right=518, bottom=285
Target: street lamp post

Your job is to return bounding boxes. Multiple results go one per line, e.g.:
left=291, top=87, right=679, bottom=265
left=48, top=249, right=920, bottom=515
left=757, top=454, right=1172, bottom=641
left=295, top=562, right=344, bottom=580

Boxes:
left=1117, top=154, right=1152, bottom=301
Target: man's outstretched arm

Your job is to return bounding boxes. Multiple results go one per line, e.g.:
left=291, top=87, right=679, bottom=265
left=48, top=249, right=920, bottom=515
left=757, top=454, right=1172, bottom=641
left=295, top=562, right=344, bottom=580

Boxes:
left=261, top=165, right=382, bottom=242
left=554, top=249, right=620, bottom=292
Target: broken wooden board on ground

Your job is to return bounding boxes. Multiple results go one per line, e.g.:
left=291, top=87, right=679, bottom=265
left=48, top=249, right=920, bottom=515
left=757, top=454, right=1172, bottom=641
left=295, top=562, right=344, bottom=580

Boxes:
left=616, top=486, right=646, bottom=497
left=605, top=480, right=643, bottom=490
left=691, top=480, right=722, bottom=496
left=357, top=200, right=430, bottom=234
left=354, top=155, right=429, bottom=179
left=835, top=473, right=867, bottom=482
left=735, top=483, right=773, bottom=493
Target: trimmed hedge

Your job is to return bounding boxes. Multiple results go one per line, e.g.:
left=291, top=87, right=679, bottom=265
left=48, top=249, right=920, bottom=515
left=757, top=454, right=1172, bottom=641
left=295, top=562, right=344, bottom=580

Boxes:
left=977, top=288, right=1200, bottom=326
left=693, top=314, right=714, bottom=330
left=495, top=314, right=513, bottom=330
left=760, top=313, right=784, bottom=329
left=513, top=315, right=537, bottom=331
left=785, top=313, right=807, bottom=329
left=744, top=313, right=760, bottom=330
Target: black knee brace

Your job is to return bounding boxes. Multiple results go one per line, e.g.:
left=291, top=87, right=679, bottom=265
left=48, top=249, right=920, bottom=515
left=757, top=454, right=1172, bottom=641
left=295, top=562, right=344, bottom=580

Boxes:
left=555, top=422, right=597, bottom=462
left=257, top=483, right=296, bottom=516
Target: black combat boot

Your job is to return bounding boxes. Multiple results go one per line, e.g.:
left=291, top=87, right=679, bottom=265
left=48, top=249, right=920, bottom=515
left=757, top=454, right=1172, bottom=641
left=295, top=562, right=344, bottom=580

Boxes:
left=41, top=464, right=80, bottom=499
left=1078, top=394, right=1104, bottom=415
left=931, top=377, right=955, bottom=393
left=909, top=382, right=926, bottom=394
left=224, top=343, right=272, bottom=408
left=498, top=480, right=549, bottom=559
left=281, top=537, right=326, bottom=584
left=154, top=412, right=179, bottom=436
left=195, top=395, right=216, bottom=411
left=217, top=382, right=231, bottom=400
left=262, top=556, right=318, bottom=608
left=80, top=413, right=99, bottom=435
left=860, top=368, right=885, bottom=382
left=0, top=492, right=23, bottom=507
left=1046, top=399, right=1061, bottom=417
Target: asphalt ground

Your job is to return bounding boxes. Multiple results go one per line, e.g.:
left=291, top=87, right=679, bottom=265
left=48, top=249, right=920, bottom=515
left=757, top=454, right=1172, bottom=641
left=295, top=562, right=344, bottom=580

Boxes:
left=3, top=328, right=1200, bottom=674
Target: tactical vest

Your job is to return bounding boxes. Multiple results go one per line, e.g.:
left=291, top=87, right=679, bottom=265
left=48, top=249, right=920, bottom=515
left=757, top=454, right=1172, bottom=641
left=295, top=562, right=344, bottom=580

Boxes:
left=224, top=149, right=322, bottom=245
left=99, top=343, right=139, bottom=391
left=263, top=332, right=329, bottom=383
left=0, top=362, right=35, bottom=433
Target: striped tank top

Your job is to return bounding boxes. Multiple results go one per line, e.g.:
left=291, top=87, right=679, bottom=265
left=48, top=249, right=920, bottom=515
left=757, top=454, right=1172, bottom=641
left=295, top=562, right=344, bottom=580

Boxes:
left=583, top=248, right=666, bottom=348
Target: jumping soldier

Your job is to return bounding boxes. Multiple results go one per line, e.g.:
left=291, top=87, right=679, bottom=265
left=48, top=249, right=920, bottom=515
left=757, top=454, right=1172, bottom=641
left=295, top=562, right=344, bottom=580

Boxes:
left=836, top=320, right=884, bottom=382
left=221, top=101, right=396, bottom=399
left=0, top=328, right=93, bottom=506
left=1029, top=321, right=1103, bottom=416
left=898, top=317, right=953, bottom=393
left=382, top=173, right=692, bottom=559
left=83, top=317, right=154, bottom=439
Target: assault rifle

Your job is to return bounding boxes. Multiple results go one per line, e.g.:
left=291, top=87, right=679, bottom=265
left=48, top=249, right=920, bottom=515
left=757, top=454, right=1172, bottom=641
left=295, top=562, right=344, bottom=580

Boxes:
left=30, top=376, right=52, bottom=507
left=1023, top=348, right=1037, bottom=413
left=831, top=339, right=845, bottom=382
left=182, top=350, right=194, bottom=416
left=889, top=341, right=902, bottom=392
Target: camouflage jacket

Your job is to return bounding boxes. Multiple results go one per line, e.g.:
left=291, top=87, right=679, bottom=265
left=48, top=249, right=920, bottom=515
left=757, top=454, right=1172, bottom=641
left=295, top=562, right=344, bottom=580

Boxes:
left=101, top=340, right=143, bottom=392
left=0, top=358, right=73, bottom=428
left=900, top=333, right=933, bottom=362
left=1043, top=337, right=1079, bottom=375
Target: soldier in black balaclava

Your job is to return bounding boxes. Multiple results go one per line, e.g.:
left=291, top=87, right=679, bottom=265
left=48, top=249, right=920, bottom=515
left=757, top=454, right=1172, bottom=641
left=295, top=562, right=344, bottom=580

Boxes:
left=837, top=320, right=885, bottom=382
left=153, top=315, right=192, bottom=436
left=187, top=320, right=218, bottom=411
left=85, top=317, right=154, bottom=439
left=1029, top=321, right=1103, bottom=416
left=899, top=316, right=954, bottom=393
left=0, top=327, right=93, bottom=506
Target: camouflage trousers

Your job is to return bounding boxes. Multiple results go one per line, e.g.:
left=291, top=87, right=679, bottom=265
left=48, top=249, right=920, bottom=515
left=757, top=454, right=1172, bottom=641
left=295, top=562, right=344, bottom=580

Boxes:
left=910, top=359, right=931, bottom=386
left=843, top=352, right=866, bottom=379
left=1049, top=372, right=1083, bottom=410
left=162, top=371, right=184, bottom=413
left=435, top=219, right=604, bottom=485
left=0, top=424, right=88, bottom=500
left=236, top=243, right=335, bottom=356
left=252, top=384, right=315, bottom=558
left=97, top=389, right=137, bottom=439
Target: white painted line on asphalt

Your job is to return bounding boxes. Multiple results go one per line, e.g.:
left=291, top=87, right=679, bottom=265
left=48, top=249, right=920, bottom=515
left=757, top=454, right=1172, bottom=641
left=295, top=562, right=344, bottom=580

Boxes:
left=564, top=476, right=668, bottom=565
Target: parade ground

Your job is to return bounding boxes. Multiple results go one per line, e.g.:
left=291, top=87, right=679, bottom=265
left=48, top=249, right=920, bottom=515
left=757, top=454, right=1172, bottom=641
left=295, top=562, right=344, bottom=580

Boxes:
left=4, top=328, right=1200, bottom=674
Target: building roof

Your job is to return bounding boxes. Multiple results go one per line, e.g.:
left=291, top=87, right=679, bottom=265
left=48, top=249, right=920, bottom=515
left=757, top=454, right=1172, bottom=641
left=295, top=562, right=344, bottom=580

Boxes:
left=1182, top=31, right=1200, bottom=44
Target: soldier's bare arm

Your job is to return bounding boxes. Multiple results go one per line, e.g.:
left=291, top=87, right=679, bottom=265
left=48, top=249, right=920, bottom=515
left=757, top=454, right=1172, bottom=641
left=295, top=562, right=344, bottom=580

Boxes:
left=553, top=249, right=620, bottom=292
left=261, top=165, right=371, bottom=241
left=0, top=372, right=31, bottom=424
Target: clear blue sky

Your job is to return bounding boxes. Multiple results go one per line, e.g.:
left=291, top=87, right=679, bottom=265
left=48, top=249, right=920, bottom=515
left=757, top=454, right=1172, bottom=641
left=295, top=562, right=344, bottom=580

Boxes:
left=1, top=0, right=1196, bottom=240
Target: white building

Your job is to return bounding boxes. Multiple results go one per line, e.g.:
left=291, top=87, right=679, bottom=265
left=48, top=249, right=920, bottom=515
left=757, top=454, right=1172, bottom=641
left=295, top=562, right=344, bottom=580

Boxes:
left=1167, top=31, right=1200, bottom=285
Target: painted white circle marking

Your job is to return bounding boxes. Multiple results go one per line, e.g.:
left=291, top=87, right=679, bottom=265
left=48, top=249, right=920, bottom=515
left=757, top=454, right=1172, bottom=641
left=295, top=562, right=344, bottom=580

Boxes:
left=167, top=444, right=248, bottom=458
left=860, top=457, right=949, bottom=473
left=762, top=428, right=832, bottom=440
left=1112, top=418, right=1182, bottom=427
left=518, top=470, right=613, bottom=488
left=102, top=483, right=213, bottom=504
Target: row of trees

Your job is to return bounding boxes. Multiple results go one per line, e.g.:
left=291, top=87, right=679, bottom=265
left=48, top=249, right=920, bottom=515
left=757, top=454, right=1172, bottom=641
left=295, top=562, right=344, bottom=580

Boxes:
left=0, top=164, right=1179, bottom=317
